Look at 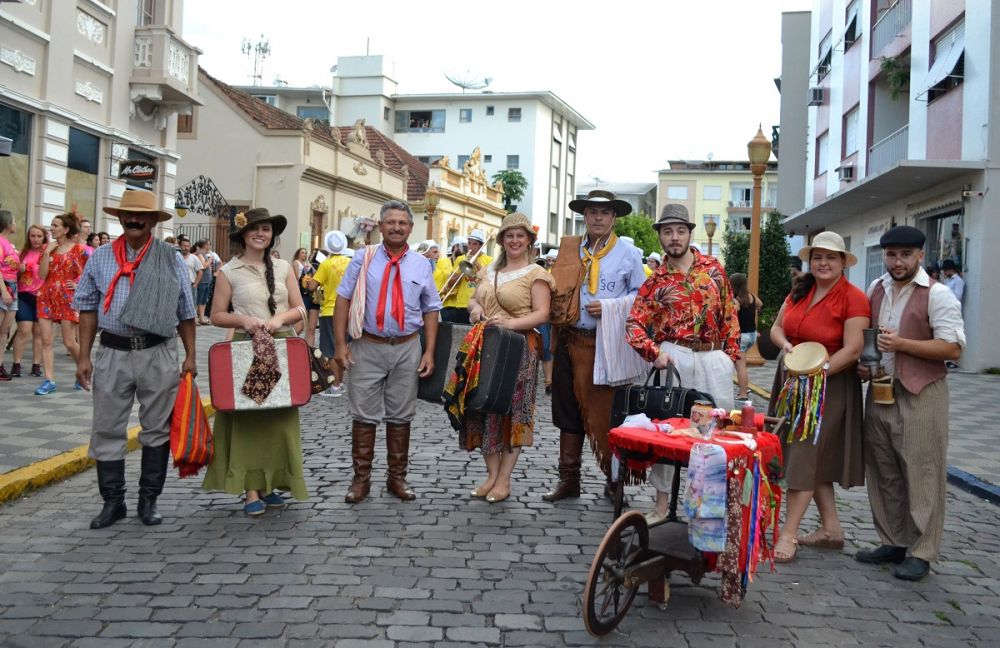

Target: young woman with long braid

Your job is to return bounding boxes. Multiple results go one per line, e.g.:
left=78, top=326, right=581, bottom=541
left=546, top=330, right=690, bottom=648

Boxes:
left=201, top=208, right=309, bottom=516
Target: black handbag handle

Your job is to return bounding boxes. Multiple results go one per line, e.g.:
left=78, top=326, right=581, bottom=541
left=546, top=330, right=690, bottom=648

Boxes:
left=643, top=364, right=682, bottom=390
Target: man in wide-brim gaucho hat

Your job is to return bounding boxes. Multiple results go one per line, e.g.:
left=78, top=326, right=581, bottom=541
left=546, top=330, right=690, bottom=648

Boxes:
left=543, top=189, right=647, bottom=503
left=73, top=188, right=197, bottom=529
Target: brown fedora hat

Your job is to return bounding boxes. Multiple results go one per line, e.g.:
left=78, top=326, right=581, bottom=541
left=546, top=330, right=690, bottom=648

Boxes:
left=229, top=207, right=287, bottom=242
left=653, top=203, right=694, bottom=230
left=568, top=189, right=632, bottom=217
left=103, top=188, right=173, bottom=223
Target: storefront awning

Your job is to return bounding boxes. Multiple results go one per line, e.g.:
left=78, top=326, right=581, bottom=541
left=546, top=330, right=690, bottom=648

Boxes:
left=783, top=160, right=984, bottom=233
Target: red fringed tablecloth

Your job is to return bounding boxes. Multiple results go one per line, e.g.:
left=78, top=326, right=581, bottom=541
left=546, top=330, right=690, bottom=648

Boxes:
left=609, top=418, right=782, bottom=470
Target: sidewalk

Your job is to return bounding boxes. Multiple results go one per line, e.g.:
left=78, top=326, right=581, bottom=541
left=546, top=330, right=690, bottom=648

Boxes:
left=0, top=326, right=226, bottom=497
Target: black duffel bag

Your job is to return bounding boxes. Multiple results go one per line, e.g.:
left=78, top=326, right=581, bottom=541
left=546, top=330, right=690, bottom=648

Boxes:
left=610, top=365, right=716, bottom=428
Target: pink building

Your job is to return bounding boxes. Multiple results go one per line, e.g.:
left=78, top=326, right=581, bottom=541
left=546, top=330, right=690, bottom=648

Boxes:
left=779, top=0, right=998, bottom=371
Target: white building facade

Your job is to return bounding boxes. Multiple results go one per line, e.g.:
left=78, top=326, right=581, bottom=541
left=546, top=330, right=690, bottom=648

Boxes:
left=0, top=0, right=201, bottom=244
left=233, top=55, right=593, bottom=247
left=780, top=0, right=1000, bottom=371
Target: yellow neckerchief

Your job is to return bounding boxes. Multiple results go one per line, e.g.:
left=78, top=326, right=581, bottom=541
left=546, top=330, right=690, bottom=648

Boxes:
left=581, top=232, right=617, bottom=295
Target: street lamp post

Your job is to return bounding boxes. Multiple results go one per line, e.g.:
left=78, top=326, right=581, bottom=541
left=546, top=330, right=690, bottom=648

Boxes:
left=425, top=184, right=441, bottom=241
left=745, top=125, right=772, bottom=367
left=704, top=217, right=718, bottom=256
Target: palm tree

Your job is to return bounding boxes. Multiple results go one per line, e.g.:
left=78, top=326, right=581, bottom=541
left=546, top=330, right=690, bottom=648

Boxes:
left=490, top=169, right=528, bottom=213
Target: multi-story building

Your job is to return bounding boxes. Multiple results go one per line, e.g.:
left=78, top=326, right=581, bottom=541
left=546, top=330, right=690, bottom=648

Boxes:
left=0, top=0, right=202, bottom=245
left=656, top=160, right=779, bottom=255
left=232, top=55, right=593, bottom=247
left=779, top=0, right=998, bottom=371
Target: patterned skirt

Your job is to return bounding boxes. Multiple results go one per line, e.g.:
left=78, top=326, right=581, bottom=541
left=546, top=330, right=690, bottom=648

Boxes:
left=460, top=331, right=540, bottom=455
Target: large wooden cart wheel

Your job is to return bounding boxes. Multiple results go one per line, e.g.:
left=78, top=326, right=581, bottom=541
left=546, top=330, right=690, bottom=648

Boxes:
left=583, top=511, right=650, bottom=636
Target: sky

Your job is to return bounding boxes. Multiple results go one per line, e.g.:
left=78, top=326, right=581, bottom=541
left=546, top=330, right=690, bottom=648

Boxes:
left=183, top=0, right=811, bottom=185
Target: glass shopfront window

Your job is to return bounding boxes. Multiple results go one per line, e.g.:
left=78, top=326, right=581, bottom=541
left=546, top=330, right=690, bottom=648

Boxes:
left=0, top=103, right=32, bottom=248
left=923, top=211, right=963, bottom=271
left=67, top=127, right=100, bottom=224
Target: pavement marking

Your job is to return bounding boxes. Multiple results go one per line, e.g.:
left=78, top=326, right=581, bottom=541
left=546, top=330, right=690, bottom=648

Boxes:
left=0, top=399, right=214, bottom=505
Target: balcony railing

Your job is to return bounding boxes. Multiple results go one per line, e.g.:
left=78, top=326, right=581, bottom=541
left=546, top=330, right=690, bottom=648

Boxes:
left=868, top=125, right=908, bottom=176
left=872, top=0, right=912, bottom=56
left=131, top=25, right=202, bottom=106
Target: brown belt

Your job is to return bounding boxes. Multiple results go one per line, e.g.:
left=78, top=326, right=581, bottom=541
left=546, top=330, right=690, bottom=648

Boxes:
left=361, top=331, right=419, bottom=346
left=670, top=338, right=722, bottom=352
left=563, top=326, right=597, bottom=338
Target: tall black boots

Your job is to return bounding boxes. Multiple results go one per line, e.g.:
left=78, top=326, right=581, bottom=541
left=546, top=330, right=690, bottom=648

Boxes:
left=91, top=443, right=170, bottom=529
left=137, top=443, right=170, bottom=526
left=90, top=460, right=127, bottom=529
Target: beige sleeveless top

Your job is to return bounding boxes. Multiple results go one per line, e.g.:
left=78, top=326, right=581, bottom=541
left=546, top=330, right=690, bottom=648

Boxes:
left=220, top=256, right=292, bottom=329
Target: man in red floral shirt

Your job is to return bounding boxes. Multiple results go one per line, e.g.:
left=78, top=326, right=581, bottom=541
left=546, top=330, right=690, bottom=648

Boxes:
left=626, top=203, right=741, bottom=524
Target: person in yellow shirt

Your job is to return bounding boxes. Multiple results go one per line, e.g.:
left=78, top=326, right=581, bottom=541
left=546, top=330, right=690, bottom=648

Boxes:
left=306, top=230, right=353, bottom=396
left=434, top=229, right=492, bottom=323
left=644, top=252, right=661, bottom=277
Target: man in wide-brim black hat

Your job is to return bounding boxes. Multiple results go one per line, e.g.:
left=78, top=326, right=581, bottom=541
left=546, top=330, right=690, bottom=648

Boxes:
left=543, top=189, right=646, bottom=503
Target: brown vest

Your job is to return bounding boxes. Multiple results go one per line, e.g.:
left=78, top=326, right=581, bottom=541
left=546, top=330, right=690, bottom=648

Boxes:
left=869, top=281, right=947, bottom=394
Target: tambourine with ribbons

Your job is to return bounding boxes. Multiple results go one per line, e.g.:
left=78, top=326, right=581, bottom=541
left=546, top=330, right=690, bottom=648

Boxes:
left=774, top=341, right=829, bottom=444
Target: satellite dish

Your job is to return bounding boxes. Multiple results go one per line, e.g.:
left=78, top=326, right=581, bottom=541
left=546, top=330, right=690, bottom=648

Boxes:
left=444, top=70, right=492, bottom=92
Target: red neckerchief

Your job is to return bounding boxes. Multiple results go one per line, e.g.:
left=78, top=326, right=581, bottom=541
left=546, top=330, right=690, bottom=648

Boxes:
left=375, top=244, right=409, bottom=331
left=103, top=235, right=153, bottom=313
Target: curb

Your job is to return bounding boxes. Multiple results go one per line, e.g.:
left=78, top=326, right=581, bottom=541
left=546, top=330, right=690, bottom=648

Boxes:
left=0, top=399, right=214, bottom=505
left=947, top=467, right=1000, bottom=505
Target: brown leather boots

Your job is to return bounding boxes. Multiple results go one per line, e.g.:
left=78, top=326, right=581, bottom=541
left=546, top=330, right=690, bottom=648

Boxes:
left=345, top=421, right=375, bottom=503
left=542, top=432, right=585, bottom=501
left=345, top=420, right=416, bottom=503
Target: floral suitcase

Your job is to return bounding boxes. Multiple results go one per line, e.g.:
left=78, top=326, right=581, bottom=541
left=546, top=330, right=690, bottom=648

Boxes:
left=208, top=337, right=313, bottom=411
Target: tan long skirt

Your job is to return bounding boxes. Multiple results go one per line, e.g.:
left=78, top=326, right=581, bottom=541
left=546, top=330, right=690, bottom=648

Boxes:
left=768, top=364, right=865, bottom=491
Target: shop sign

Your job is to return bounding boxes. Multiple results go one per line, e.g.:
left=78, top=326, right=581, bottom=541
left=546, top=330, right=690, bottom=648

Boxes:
left=863, top=217, right=891, bottom=247
left=118, top=160, right=157, bottom=181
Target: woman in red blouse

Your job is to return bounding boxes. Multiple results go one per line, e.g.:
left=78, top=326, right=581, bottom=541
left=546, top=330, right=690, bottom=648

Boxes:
left=768, top=231, right=869, bottom=562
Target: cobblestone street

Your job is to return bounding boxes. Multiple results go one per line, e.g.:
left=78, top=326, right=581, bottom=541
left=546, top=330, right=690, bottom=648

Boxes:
left=2, top=387, right=999, bottom=647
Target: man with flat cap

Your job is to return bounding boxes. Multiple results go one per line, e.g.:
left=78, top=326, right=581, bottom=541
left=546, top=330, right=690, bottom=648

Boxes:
left=73, top=188, right=197, bottom=528
left=855, top=225, right=964, bottom=581
left=543, top=189, right=646, bottom=502
left=626, top=203, right=740, bottom=524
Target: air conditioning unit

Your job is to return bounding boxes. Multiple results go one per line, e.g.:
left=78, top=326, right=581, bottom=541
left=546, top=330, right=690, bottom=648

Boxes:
left=808, top=87, right=824, bottom=106
left=837, top=165, right=855, bottom=182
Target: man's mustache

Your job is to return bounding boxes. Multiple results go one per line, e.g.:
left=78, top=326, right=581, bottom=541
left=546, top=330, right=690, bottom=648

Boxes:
left=123, top=221, right=147, bottom=230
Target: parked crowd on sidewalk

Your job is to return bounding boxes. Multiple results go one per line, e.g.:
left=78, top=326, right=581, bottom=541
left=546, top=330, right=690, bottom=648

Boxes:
left=0, top=184, right=966, bottom=585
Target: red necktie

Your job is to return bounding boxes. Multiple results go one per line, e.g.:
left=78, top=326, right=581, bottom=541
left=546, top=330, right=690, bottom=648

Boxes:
left=375, top=245, right=409, bottom=332
left=103, top=235, right=153, bottom=312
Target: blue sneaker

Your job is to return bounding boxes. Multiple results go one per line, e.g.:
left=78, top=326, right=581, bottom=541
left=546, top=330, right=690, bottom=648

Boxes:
left=34, top=379, right=57, bottom=395
left=243, top=499, right=266, bottom=516
left=262, top=492, right=286, bottom=508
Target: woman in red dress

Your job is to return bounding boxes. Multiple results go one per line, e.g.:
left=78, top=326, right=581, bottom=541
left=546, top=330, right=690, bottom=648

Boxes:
left=768, top=231, right=870, bottom=562
left=35, top=212, right=87, bottom=395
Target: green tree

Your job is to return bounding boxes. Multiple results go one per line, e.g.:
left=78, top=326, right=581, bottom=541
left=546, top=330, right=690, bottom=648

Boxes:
left=722, top=220, right=749, bottom=277
left=491, top=169, right=528, bottom=213
left=722, top=211, right=792, bottom=333
left=613, top=212, right=660, bottom=256
left=759, top=210, right=792, bottom=314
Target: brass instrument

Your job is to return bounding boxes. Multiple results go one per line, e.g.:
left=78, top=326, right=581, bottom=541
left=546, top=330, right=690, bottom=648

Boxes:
left=439, top=245, right=488, bottom=301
